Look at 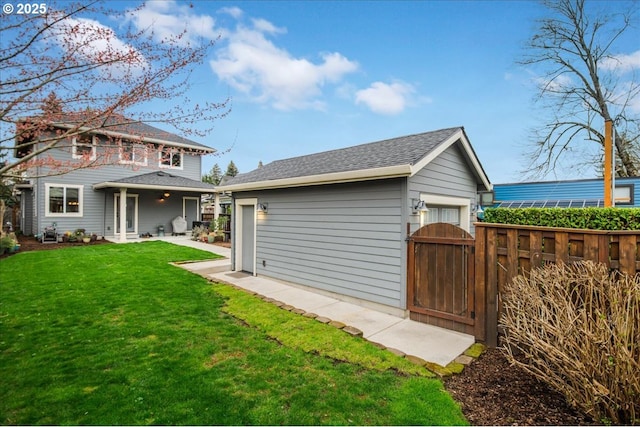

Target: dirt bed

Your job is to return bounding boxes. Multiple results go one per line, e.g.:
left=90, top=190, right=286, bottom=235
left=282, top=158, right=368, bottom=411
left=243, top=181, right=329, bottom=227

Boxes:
left=445, top=348, right=595, bottom=425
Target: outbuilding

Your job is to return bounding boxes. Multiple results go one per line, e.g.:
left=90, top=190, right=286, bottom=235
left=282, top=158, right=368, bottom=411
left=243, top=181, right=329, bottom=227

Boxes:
left=217, top=127, right=491, bottom=316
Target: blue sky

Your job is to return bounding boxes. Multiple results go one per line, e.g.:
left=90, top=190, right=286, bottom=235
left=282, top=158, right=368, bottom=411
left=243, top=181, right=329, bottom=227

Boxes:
left=183, top=0, right=553, bottom=184
left=24, top=0, right=640, bottom=184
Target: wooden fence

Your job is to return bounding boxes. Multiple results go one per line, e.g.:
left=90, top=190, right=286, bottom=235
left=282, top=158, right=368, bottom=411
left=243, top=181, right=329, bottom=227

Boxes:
left=475, top=223, right=640, bottom=347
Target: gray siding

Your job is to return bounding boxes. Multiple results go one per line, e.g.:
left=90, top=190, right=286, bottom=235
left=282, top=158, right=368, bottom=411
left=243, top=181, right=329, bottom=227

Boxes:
left=236, top=179, right=406, bottom=308
left=26, top=135, right=205, bottom=236
left=408, top=143, right=478, bottom=235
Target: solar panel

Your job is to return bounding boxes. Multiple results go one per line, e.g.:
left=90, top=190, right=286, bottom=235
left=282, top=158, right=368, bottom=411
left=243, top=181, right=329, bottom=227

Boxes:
left=494, top=199, right=605, bottom=208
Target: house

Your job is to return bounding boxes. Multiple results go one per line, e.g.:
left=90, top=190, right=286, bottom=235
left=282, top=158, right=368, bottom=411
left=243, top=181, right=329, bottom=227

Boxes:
left=14, top=114, right=217, bottom=241
left=216, top=127, right=491, bottom=314
left=491, top=177, right=640, bottom=208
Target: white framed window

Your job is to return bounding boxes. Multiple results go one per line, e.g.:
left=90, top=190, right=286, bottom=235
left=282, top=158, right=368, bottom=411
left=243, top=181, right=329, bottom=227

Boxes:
left=119, top=141, right=148, bottom=166
left=425, top=206, right=461, bottom=225
left=72, top=134, right=96, bottom=160
left=614, top=184, right=634, bottom=205
left=417, top=194, right=471, bottom=231
left=45, top=183, right=83, bottom=217
left=159, top=147, right=183, bottom=169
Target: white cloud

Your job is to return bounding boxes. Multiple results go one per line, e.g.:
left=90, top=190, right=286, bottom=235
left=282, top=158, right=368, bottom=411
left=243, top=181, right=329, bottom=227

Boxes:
left=125, top=0, right=218, bottom=46
left=218, top=7, right=243, bottom=19
left=210, top=17, right=359, bottom=111
left=50, top=14, right=148, bottom=77
left=355, top=81, right=415, bottom=115
left=600, top=50, right=640, bottom=73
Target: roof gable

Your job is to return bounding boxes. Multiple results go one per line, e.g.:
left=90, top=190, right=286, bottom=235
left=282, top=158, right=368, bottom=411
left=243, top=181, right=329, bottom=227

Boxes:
left=219, top=127, right=491, bottom=192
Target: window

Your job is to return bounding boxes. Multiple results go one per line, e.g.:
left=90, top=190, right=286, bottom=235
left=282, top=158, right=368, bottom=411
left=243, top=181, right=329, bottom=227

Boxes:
left=72, top=135, right=96, bottom=160
left=159, top=148, right=183, bottom=169
left=425, top=206, right=461, bottom=226
left=119, top=141, right=148, bottom=165
left=614, top=184, right=634, bottom=205
left=45, top=184, right=83, bottom=217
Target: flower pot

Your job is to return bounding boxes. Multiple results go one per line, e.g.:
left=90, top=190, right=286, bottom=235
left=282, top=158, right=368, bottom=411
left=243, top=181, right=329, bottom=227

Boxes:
left=82, top=237, right=91, bottom=243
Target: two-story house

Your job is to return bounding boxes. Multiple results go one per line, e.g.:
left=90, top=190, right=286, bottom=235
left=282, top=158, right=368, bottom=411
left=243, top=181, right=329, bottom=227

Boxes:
left=14, top=114, right=217, bottom=241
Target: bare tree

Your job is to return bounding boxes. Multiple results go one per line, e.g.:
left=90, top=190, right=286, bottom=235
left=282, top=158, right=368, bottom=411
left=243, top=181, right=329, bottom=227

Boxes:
left=0, top=1, right=230, bottom=179
left=521, top=0, right=640, bottom=178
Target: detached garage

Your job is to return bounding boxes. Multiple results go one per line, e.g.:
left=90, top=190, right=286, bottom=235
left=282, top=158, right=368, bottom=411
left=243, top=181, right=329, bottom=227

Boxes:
left=216, top=127, right=491, bottom=315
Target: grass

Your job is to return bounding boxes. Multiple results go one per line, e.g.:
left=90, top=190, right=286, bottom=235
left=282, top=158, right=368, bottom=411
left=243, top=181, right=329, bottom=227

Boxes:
left=0, top=241, right=467, bottom=425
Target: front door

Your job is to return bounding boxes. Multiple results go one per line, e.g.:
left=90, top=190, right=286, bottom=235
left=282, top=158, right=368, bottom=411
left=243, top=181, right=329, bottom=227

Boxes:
left=183, top=197, right=199, bottom=230
left=241, top=204, right=255, bottom=274
left=114, top=194, right=138, bottom=236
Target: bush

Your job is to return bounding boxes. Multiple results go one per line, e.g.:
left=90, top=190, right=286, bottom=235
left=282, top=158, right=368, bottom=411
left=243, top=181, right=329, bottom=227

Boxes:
left=483, top=207, right=640, bottom=230
left=500, top=261, right=640, bottom=425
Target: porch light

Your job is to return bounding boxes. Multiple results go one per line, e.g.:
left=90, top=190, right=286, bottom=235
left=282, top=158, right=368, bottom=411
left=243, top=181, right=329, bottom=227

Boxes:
left=411, top=198, right=429, bottom=214
left=163, top=191, right=171, bottom=198
left=257, top=203, right=268, bottom=213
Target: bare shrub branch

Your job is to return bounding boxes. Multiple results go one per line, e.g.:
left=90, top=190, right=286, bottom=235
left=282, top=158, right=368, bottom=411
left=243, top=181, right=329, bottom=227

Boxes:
left=501, top=261, right=640, bottom=424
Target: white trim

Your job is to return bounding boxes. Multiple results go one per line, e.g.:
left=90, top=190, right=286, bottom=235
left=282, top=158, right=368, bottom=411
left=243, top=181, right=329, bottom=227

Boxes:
left=92, top=182, right=215, bottom=193
left=410, top=129, right=492, bottom=191
left=182, top=196, right=200, bottom=228
left=234, top=198, right=257, bottom=275
left=44, top=183, right=84, bottom=217
left=218, top=165, right=411, bottom=192
left=114, top=193, right=139, bottom=237
left=420, top=193, right=471, bottom=232
left=118, top=141, right=148, bottom=166
left=71, top=135, right=97, bottom=160
left=158, top=148, right=184, bottom=170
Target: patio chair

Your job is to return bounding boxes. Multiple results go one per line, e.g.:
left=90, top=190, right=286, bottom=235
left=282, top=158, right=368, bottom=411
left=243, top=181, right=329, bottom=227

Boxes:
left=41, top=226, right=57, bottom=244
left=171, top=216, right=187, bottom=236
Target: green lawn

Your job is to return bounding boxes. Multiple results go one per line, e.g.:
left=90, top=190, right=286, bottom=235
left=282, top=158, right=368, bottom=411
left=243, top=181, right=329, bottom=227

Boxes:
left=0, top=242, right=467, bottom=425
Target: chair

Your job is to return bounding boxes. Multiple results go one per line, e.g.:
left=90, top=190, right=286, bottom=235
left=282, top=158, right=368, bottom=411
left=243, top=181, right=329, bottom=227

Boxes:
left=41, top=226, right=57, bottom=244
left=171, top=216, right=187, bottom=236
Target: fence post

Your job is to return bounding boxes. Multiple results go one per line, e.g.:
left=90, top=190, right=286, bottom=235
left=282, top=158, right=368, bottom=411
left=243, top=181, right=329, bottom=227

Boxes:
left=474, top=224, right=487, bottom=342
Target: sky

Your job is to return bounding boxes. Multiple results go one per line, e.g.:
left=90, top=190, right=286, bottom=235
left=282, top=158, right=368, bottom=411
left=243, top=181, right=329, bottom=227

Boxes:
left=10, top=0, right=640, bottom=184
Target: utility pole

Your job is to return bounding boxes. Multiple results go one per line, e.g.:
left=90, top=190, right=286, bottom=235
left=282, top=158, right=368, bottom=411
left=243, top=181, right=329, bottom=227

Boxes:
left=604, top=119, right=613, bottom=207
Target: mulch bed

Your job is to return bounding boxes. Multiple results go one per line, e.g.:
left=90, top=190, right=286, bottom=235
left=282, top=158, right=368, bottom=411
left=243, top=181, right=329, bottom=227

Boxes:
left=5, top=237, right=595, bottom=425
left=445, top=348, right=596, bottom=425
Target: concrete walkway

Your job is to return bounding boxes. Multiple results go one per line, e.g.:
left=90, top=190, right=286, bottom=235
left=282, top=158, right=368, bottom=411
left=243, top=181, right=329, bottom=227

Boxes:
left=120, top=235, right=476, bottom=367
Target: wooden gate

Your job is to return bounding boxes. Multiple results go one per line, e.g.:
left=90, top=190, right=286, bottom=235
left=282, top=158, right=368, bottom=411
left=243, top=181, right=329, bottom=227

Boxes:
left=407, top=223, right=477, bottom=336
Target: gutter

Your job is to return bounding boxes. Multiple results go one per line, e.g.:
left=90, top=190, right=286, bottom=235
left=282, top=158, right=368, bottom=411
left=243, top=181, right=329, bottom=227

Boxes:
left=92, top=182, right=216, bottom=193
left=216, top=164, right=412, bottom=192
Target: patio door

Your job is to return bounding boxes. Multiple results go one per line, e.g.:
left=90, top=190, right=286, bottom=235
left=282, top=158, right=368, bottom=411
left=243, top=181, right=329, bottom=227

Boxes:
left=114, top=194, right=138, bottom=236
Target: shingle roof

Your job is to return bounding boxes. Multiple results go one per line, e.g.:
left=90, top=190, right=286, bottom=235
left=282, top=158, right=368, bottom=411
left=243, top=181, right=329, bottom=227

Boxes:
left=22, top=112, right=213, bottom=151
left=93, top=171, right=216, bottom=192
left=225, top=127, right=463, bottom=186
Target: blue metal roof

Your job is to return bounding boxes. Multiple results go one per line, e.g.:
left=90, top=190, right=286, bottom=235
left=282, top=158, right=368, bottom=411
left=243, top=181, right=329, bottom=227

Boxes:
left=493, top=177, right=640, bottom=208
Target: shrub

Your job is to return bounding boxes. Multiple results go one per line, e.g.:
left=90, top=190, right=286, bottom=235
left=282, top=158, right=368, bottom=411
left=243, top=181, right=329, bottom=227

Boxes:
left=500, top=261, right=640, bottom=425
left=483, top=207, right=640, bottom=230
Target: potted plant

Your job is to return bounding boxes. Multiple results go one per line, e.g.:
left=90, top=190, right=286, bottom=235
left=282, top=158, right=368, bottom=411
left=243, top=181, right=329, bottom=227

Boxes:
left=82, top=233, right=91, bottom=243
left=0, top=235, right=14, bottom=254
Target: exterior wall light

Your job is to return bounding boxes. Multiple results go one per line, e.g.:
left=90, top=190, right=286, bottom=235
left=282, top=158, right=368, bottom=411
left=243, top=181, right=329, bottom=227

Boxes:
left=257, top=203, right=268, bottom=213
left=163, top=191, right=171, bottom=198
left=411, top=198, right=429, bottom=214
